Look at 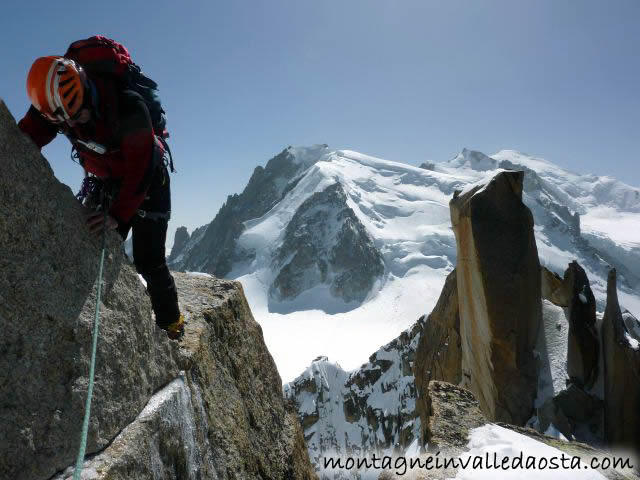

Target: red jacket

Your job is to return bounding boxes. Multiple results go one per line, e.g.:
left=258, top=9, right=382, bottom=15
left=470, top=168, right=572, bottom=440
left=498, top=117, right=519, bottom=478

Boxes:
left=18, top=76, right=164, bottom=225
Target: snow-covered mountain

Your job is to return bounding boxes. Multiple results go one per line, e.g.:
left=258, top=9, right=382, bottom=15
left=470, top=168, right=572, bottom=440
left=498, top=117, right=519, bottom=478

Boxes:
left=283, top=323, right=424, bottom=478
left=170, top=145, right=640, bottom=384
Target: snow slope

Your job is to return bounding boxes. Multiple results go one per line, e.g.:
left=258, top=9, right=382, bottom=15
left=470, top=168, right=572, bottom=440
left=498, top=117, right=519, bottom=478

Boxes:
left=454, top=424, right=610, bottom=480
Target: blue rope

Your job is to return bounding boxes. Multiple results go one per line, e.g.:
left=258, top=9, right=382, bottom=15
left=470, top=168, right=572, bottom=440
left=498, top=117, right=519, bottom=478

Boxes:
left=72, top=208, right=108, bottom=479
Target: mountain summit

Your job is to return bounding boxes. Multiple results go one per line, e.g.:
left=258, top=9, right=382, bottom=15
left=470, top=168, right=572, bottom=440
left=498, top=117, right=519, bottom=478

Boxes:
left=170, top=145, right=640, bottom=382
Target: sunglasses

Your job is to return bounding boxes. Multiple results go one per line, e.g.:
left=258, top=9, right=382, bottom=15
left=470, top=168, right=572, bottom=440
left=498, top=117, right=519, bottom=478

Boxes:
left=46, top=104, right=90, bottom=125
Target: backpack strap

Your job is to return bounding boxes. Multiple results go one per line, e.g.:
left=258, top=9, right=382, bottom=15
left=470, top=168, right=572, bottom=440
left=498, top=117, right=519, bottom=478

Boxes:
left=158, top=136, right=175, bottom=173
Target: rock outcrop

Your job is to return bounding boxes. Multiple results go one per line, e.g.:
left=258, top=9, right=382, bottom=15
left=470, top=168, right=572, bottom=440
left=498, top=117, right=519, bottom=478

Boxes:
left=413, top=269, right=461, bottom=444
left=425, top=381, right=487, bottom=454
left=537, top=261, right=603, bottom=443
left=54, top=274, right=316, bottom=479
left=271, top=183, right=384, bottom=303
left=1, top=100, right=178, bottom=480
left=167, top=226, right=190, bottom=264
left=552, top=383, right=604, bottom=442
left=418, top=161, right=435, bottom=171
left=450, top=170, right=541, bottom=425
left=541, top=266, right=571, bottom=307
left=0, top=100, right=315, bottom=480
left=602, top=269, right=640, bottom=454
left=380, top=382, right=487, bottom=480
left=564, top=261, right=600, bottom=389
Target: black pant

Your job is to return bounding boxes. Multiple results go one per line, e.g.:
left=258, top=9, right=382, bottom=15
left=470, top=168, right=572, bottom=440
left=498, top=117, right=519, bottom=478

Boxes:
left=118, top=165, right=180, bottom=328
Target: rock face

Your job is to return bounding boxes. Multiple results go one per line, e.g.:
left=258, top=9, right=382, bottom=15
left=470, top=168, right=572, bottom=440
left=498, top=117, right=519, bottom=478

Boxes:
left=271, top=183, right=384, bottom=303
left=552, top=383, right=604, bottom=442
left=0, top=100, right=315, bottom=480
left=425, top=381, right=486, bottom=453
left=537, top=261, right=603, bottom=443
left=413, top=269, right=461, bottom=444
left=418, top=161, right=435, bottom=171
left=564, top=261, right=600, bottom=389
left=449, top=170, right=541, bottom=425
left=541, top=266, right=571, bottom=307
left=167, top=226, right=190, bottom=264
left=0, top=100, right=178, bottom=480
left=171, top=145, right=329, bottom=275
left=54, top=274, right=317, bottom=480
left=602, top=269, right=640, bottom=453
left=380, top=382, right=487, bottom=480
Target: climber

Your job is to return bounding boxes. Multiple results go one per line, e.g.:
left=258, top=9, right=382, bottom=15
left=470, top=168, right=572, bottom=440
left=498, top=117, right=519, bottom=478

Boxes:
left=18, top=42, right=184, bottom=340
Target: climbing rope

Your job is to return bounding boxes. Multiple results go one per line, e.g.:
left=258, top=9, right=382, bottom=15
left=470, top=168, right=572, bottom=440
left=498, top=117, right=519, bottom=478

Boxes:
left=72, top=207, right=108, bottom=480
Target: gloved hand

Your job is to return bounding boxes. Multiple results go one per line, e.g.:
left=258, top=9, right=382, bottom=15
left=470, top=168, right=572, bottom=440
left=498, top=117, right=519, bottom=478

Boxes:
left=86, top=211, right=119, bottom=235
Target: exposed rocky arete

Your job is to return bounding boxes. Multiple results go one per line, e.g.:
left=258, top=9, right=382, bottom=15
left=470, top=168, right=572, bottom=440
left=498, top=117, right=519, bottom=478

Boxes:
left=1, top=99, right=178, bottom=480
left=170, top=145, right=330, bottom=275
left=53, top=274, right=317, bottom=480
left=449, top=170, right=542, bottom=425
left=284, top=321, right=424, bottom=477
left=167, top=226, right=191, bottom=264
left=271, top=183, right=384, bottom=303
left=602, top=269, right=640, bottom=455
left=0, top=100, right=315, bottom=480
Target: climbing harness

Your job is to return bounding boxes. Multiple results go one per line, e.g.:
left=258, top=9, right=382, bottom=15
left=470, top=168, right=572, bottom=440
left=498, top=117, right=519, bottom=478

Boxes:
left=72, top=202, right=109, bottom=480
left=75, top=175, right=103, bottom=205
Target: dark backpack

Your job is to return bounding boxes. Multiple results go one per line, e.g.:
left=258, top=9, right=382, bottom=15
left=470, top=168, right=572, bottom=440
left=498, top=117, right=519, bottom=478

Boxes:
left=65, top=36, right=168, bottom=138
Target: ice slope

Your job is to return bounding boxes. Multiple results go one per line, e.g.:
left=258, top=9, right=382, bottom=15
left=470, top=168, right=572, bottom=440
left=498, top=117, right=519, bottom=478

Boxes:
left=230, top=147, right=640, bottom=383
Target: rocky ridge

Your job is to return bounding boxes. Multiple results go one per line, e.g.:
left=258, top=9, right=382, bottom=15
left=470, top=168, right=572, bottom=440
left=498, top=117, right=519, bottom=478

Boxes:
left=169, top=145, right=330, bottom=275
left=0, top=100, right=315, bottom=480
left=283, top=319, right=423, bottom=476
left=53, top=274, right=316, bottom=480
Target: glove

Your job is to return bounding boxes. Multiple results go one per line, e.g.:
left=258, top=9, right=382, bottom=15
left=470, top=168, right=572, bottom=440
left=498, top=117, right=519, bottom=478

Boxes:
left=86, top=211, right=119, bottom=235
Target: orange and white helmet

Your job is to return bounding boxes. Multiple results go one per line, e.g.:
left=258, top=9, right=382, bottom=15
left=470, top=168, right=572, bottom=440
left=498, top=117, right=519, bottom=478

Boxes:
left=26, top=56, right=88, bottom=122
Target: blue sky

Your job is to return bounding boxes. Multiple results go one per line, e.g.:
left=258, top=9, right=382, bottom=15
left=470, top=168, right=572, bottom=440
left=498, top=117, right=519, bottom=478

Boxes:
left=1, top=0, right=638, bottom=243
